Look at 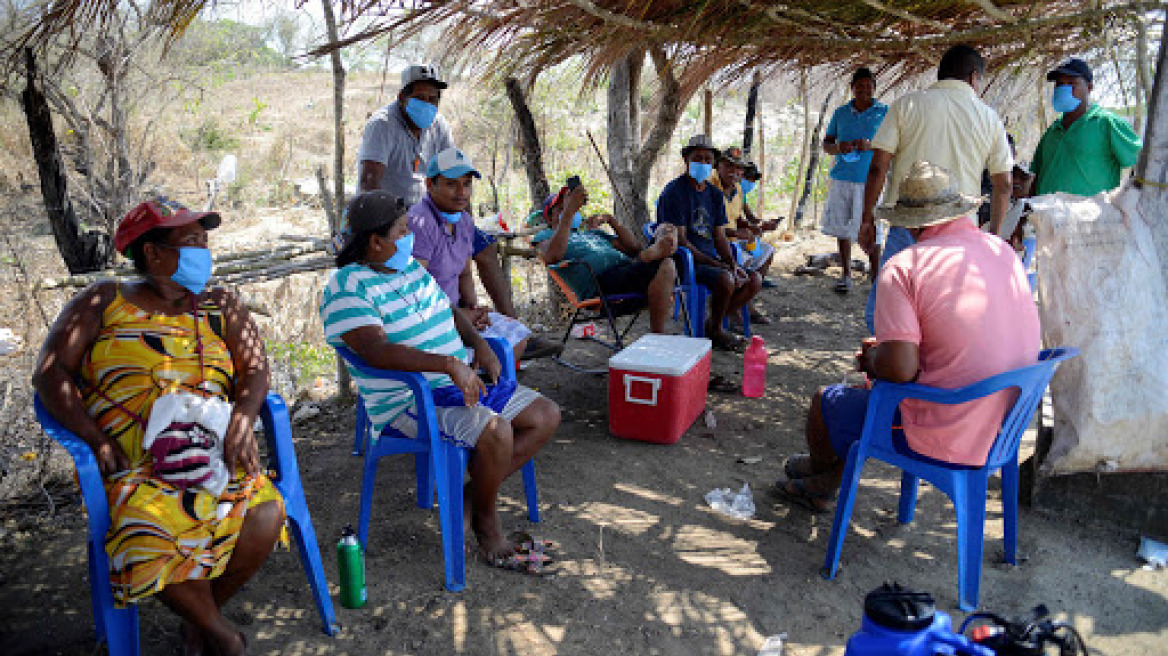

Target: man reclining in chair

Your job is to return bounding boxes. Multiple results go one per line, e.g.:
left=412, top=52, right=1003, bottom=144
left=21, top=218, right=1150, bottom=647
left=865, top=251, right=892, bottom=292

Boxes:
left=321, top=191, right=561, bottom=574
left=776, top=162, right=1040, bottom=512
left=533, top=180, right=679, bottom=334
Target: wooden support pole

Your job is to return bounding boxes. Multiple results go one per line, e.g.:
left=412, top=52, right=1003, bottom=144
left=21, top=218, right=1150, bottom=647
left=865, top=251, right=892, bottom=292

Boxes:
left=703, top=88, right=713, bottom=137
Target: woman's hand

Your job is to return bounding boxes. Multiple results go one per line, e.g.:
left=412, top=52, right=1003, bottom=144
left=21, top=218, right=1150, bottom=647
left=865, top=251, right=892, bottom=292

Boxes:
left=223, top=413, right=262, bottom=479
left=93, top=435, right=131, bottom=478
left=445, top=358, right=486, bottom=407
left=471, top=340, right=503, bottom=386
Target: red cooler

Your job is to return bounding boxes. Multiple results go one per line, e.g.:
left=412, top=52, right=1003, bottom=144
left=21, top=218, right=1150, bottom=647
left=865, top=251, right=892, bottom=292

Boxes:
left=608, top=334, right=712, bottom=444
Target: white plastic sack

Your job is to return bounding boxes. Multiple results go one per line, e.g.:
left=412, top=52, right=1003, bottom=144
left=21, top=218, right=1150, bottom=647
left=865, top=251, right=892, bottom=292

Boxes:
left=143, top=392, right=233, bottom=497
left=1028, top=185, right=1168, bottom=474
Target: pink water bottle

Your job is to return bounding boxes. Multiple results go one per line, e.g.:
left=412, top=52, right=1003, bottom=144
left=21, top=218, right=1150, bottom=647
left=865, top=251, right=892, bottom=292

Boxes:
left=742, top=336, right=767, bottom=397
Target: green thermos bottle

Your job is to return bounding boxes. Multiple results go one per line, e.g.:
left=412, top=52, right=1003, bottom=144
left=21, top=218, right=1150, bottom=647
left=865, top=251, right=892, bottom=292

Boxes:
left=336, top=524, right=366, bottom=609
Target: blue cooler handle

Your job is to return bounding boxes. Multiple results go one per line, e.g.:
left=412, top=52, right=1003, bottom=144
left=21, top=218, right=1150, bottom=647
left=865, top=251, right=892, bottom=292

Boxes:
left=623, top=375, right=661, bottom=406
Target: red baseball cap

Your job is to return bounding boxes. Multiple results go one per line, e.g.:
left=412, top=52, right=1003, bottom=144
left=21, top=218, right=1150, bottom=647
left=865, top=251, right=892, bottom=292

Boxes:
left=115, top=198, right=221, bottom=255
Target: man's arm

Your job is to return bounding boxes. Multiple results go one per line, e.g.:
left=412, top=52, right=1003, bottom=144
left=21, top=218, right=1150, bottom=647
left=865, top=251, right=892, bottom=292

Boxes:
left=457, top=262, right=479, bottom=309
left=859, top=340, right=920, bottom=383
left=359, top=160, right=386, bottom=193
left=858, top=148, right=893, bottom=254
left=986, top=172, right=1012, bottom=236
left=538, top=187, right=586, bottom=264
left=1109, top=115, right=1144, bottom=169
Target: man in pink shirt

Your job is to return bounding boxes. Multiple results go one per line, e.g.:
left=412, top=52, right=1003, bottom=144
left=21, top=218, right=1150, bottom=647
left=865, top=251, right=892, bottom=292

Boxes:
left=778, top=161, right=1040, bottom=512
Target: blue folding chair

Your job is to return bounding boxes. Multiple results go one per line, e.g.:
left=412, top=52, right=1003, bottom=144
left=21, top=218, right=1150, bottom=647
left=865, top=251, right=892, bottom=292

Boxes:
left=33, top=392, right=339, bottom=656
left=821, top=347, right=1079, bottom=611
left=643, top=221, right=751, bottom=338
left=1021, top=236, right=1038, bottom=292
left=335, top=337, right=539, bottom=592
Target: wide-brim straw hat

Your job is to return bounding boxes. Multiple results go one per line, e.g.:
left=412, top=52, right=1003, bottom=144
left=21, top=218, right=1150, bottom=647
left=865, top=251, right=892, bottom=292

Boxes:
left=875, top=161, right=983, bottom=228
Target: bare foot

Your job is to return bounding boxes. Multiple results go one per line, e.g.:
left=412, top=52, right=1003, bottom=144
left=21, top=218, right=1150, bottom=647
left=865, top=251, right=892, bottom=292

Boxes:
left=471, top=511, right=514, bottom=563
left=180, top=619, right=204, bottom=656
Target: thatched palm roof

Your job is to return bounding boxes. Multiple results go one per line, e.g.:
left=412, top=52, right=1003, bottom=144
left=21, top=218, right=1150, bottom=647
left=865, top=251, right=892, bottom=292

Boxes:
left=7, top=1, right=1156, bottom=83
left=313, top=0, right=1157, bottom=89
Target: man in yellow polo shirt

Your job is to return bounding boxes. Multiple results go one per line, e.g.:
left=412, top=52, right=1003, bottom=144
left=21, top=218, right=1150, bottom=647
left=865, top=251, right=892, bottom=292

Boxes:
left=709, top=146, right=772, bottom=325
left=1031, top=58, right=1142, bottom=197
left=858, top=44, right=1013, bottom=334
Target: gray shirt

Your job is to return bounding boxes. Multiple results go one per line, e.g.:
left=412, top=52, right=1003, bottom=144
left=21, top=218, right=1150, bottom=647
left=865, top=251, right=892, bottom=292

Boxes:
left=357, top=101, right=454, bottom=206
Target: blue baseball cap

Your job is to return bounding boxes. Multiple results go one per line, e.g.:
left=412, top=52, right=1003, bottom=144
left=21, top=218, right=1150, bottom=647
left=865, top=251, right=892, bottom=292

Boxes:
left=1047, top=58, right=1092, bottom=85
left=425, top=148, right=481, bottom=180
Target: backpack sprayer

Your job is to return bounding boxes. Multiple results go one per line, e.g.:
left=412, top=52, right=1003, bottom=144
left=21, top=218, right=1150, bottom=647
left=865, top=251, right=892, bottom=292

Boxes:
left=843, top=583, right=1090, bottom=656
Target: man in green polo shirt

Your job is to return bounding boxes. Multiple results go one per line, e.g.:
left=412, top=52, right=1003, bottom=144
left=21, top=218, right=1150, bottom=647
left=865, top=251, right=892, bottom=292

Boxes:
left=1031, top=58, right=1142, bottom=196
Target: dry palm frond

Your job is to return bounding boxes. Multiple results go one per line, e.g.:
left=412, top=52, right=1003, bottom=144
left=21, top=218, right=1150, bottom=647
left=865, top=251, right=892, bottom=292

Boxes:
left=3, top=0, right=1160, bottom=83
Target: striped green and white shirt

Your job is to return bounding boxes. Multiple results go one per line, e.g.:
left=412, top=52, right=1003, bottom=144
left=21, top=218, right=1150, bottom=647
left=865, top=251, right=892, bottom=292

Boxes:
left=320, top=259, right=469, bottom=436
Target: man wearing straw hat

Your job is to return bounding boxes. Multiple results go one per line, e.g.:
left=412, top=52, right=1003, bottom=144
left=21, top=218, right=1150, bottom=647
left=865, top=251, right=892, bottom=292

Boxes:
left=776, top=162, right=1039, bottom=512
left=658, top=135, right=762, bottom=351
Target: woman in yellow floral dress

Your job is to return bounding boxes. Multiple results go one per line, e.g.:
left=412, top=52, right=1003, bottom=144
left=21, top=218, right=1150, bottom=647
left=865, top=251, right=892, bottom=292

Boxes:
left=34, top=199, right=283, bottom=656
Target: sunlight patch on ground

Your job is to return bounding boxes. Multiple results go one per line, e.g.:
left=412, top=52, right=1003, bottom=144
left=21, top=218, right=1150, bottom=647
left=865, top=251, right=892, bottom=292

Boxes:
left=570, top=501, right=661, bottom=536
left=672, top=524, right=772, bottom=576
left=453, top=600, right=467, bottom=652
left=613, top=482, right=685, bottom=506
left=497, top=620, right=564, bottom=656
left=650, top=589, right=766, bottom=655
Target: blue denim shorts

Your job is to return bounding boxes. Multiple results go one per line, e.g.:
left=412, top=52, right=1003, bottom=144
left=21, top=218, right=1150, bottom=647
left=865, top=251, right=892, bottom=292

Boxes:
left=820, top=383, right=907, bottom=459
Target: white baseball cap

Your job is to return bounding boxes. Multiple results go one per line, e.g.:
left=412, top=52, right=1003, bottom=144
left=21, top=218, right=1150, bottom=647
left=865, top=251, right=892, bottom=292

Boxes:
left=426, top=148, right=481, bottom=179
left=401, top=64, right=447, bottom=91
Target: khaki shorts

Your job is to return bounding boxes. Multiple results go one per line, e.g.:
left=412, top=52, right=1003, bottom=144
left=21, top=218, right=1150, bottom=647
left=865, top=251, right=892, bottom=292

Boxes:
left=821, top=180, right=865, bottom=241
left=388, top=384, right=542, bottom=448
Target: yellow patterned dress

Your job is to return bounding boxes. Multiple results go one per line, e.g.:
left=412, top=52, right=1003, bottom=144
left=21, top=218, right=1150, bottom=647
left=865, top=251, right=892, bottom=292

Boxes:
left=80, top=288, right=283, bottom=606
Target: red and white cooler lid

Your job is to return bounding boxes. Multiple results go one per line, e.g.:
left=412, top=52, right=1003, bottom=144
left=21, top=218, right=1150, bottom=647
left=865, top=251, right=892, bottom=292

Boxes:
left=608, top=334, right=712, bottom=376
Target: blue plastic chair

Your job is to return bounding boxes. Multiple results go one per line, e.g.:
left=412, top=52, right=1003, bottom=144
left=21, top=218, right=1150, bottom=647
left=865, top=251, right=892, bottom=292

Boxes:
left=821, top=347, right=1079, bottom=611
left=335, top=337, right=540, bottom=592
left=643, top=221, right=751, bottom=338
left=32, top=392, right=339, bottom=656
left=1021, top=236, right=1038, bottom=292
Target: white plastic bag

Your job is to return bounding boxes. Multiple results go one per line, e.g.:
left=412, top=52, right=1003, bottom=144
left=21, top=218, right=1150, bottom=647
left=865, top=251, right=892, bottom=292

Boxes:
left=704, top=483, right=756, bottom=519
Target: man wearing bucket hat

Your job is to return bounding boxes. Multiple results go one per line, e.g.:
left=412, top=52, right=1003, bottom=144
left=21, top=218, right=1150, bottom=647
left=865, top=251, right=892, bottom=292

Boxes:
left=1030, top=57, right=1142, bottom=197
left=409, top=148, right=562, bottom=361
left=658, top=135, right=761, bottom=351
left=776, top=162, right=1039, bottom=512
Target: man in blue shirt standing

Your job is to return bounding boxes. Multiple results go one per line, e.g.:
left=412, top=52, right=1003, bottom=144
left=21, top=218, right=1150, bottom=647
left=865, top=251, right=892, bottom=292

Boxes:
left=658, top=135, right=761, bottom=351
left=822, top=68, right=888, bottom=294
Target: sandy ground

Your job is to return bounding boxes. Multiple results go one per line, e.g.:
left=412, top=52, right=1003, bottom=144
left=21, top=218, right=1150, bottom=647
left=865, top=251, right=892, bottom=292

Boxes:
left=1, top=200, right=1166, bottom=656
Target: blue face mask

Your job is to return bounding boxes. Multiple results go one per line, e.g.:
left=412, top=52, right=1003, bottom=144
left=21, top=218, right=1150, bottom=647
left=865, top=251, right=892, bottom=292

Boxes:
left=739, top=180, right=756, bottom=195
left=383, top=233, right=415, bottom=271
left=1051, top=85, right=1081, bottom=114
left=170, top=247, right=213, bottom=295
left=571, top=212, right=584, bottom=230
left=688, top=161, right=713, bottom=182
left=438, top=210, right=461, bottom=224
left=404, top=98, right=439, bottom=129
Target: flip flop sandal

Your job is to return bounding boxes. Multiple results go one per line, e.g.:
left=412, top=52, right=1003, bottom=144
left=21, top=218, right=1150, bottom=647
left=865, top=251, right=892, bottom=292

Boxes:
left=508, top=531, right=557, bottom=555
left=710, top=332, right=746, bottom=353
left=487, top=551, right=556, bottom=577
left=833, top=278, right=852, bottom=295
left=774, top=477, right=836, bottom=514
left=708, top=373, right=739, bottom=394
left=783, top=454, right=815, bottom=480
left=749, top=310, right=773, bottom=325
